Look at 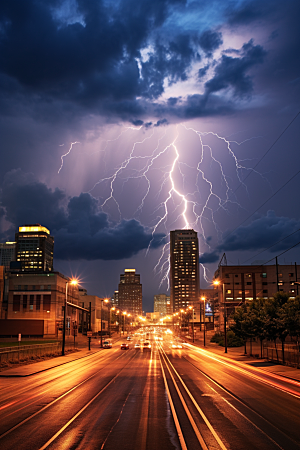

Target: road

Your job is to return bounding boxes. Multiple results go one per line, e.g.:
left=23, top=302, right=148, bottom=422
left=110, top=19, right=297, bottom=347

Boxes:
left=0, top=334, right=300, bottom=450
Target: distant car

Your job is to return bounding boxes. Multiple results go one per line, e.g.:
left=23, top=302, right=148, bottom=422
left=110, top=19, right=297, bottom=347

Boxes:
left=121, top=343, right=129, bottom=350
left=103, top=340, right=112, bottom=348
left=143, top=341, right=151, bottom=351
left=127, top=336, right=132, bottom=340
left=171, top=343, right=183, bottom=349
left=134, top=343, right=141, bottom=349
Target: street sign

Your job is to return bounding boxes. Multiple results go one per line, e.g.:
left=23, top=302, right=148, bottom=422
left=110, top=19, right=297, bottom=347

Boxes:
left=87, top=331, right=93, bottom=337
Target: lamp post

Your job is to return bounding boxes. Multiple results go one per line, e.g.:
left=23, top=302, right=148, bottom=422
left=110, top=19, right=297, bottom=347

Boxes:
left=100, top=298, right=109, bottom=348
left=188, top=306, right=194, bottom=342
left=201, top=296, right=206, bottom=347
left=110, top=306, right=115, bottom=337
left=62, top=278, right=78, bottom=356
left=122, top=311, right=127, bottom=336
left=213, top=280, right=227, bottom=353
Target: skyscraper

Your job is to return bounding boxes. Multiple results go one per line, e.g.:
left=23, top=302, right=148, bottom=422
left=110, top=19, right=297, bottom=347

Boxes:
left=118, top=269, right=142, bottom=316
left=15, top=224, right=54, bottom=272
left=154, top=294, right=171, bottom=316
left=170, top=229, right=200, bottom=312
left=0, top=242, right=16, bottom=269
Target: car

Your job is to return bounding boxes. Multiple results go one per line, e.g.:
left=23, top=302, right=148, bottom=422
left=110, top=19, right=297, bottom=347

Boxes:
left=127, top=336, right=132, bottom=340
left=143, top=341, right=151, bottom=351
left=134, top=343, right=141, bottom=349
left=171, top=343, right=183, bottom=349
left=103, top=340, right=112, bottom=348
left=121, top=343, right=129, bottom=350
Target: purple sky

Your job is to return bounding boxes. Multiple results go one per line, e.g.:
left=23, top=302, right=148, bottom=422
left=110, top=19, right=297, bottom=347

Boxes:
left=0, top=0, right=300, bottom=311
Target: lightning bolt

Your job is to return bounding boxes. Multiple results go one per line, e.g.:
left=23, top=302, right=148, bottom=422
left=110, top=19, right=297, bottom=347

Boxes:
left=58, top=141, right=80, bottom=174
left=73, top=123, right=262, bottom=288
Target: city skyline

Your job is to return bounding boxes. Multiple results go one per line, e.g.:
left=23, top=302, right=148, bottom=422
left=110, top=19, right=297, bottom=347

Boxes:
left=0, top=1, right=300, bottom=311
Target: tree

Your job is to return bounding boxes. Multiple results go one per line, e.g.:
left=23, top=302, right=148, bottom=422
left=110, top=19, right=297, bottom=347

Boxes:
left=230, top=304, right=248, bottom=353
left=263, top=293, right=289, bottom=363
left=248, top=298, right=267, bottom=358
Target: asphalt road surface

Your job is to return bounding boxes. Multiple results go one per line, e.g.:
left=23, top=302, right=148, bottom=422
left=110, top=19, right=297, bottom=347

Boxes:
left=1, top=334, right=300, bottom=450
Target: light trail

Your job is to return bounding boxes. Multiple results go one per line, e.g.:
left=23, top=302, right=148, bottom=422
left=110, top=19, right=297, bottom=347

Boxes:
left=185, top=344, right=300, bottom=398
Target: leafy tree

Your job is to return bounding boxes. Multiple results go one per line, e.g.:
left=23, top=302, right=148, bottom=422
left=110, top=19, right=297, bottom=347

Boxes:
left=263, top=293, right=289, bottom=363
left=230, top=304, right=248, bottom=353
left=248, top=298, right=267, bottom=358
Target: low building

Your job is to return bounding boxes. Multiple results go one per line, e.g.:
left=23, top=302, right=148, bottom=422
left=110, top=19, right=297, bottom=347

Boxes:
left=79, top=292, right=110, bottom=335
left=1, top=271, right=81, bottom=338
left=213, top=263, right=300, bottom=332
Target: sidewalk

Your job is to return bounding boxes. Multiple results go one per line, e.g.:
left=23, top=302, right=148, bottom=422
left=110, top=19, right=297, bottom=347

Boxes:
left=0, top=334, right=123, bottom=378
left=189, top=337, right=300, bottom=382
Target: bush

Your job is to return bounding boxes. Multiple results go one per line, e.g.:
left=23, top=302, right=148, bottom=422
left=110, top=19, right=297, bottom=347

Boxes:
left=210, top=333, right=223, bottom=344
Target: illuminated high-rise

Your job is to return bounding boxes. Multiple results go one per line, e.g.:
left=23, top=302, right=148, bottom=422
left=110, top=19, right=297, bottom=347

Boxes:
left=15, top=224, right=54, bottom=272
left=0, top=242, right=16, bottom=269
left=118, top=269, right=142, bottom=316
left=170, top=229, right=200, bottom=312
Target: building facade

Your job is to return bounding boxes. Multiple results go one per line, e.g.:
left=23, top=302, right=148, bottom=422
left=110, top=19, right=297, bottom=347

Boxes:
left=78, top=292, right=110, bottom=335
left=170, top=229, right=200, bottom=312
left=15, top=224, right=54, bottom=272
left=112, top=290, right=119, bottom=307
left=118, top=269, right=142, bottom=316
left=213, top=263, right=300, bottom=332
left=0, top=242, right=16, bottom=269
left=154, top=294, right=171, bottom=316
left=1, top=271, right=81, bottom=337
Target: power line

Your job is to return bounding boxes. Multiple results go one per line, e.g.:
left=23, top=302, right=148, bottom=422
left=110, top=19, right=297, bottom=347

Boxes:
left=232, top=110, right=300, bottom=196
left=260, top=239, right=300, bottom=266
left=242, top=227, right=300, bottom=264
left=224, top=111, right=300, bottom=239
left=225, top=166, right=300, bottom=239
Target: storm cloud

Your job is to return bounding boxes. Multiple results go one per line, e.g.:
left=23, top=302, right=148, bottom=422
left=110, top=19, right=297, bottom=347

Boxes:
left=1, top=0, right=293, bottom=124
left=0, top=169, right=166, bottom=260
left=199, top=211, right=300, bottom=264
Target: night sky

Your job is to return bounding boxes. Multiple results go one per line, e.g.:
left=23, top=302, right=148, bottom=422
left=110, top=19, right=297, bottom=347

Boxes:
left=0, top=0, right=300, bottom=312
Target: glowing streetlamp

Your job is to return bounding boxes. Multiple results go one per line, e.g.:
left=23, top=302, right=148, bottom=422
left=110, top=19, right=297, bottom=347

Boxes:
left=62, top=278, right=78, bottom=356
left=100, top=298, right=109, bottom=348
left=201, top=296, right=206, bottom=347
left=213, top=280, right=227, bottom=353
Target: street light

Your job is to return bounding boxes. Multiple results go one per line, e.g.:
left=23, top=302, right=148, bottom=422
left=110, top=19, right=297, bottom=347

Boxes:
left=201, top=296, right=206, bottom=347
left=100, top=298, right=109, bottom=348
left=62, top=278, right=78, bottom=356
left=122, top=311, right=127, bottom=335
left=213, top=280, right=227, bottom=353
left=188, top=306, right=195, bottom=342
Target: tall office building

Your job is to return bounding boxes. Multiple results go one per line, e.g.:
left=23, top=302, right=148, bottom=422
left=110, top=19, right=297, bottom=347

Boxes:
left=0, top=242, right=16, bottom=269
left=118, top=269, right=142, bottom=316
left=170, top=229, right=200, bottom=312
left=15, top=224, right=54, bottom=272
left=154, top=294, right=171, bottom=316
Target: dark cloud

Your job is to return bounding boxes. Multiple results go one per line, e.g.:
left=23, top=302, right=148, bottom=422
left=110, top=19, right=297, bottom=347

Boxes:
left=1, top=169, right=66, bottom=232
left=154, top=118, right=168, bottom=127
left=0, top=0, right=298, bottom=125
left=198, top=30, right=223, bottom=56
left=55, top=218, right=165, bottom=260
left=140, top=34, right=196, bottom=100
left=198, top=65, right=209, bottom=79
left=204, top=39, right=266, bottom=97
left=0, top=170, right=166, bottom=260
left=199, top=211, right=300, bottom=263
left=199, top=250, right=220, bottom=264
left=226, top=1, right=272, bottom=25
left=220, top=211, right=300, bottom=253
